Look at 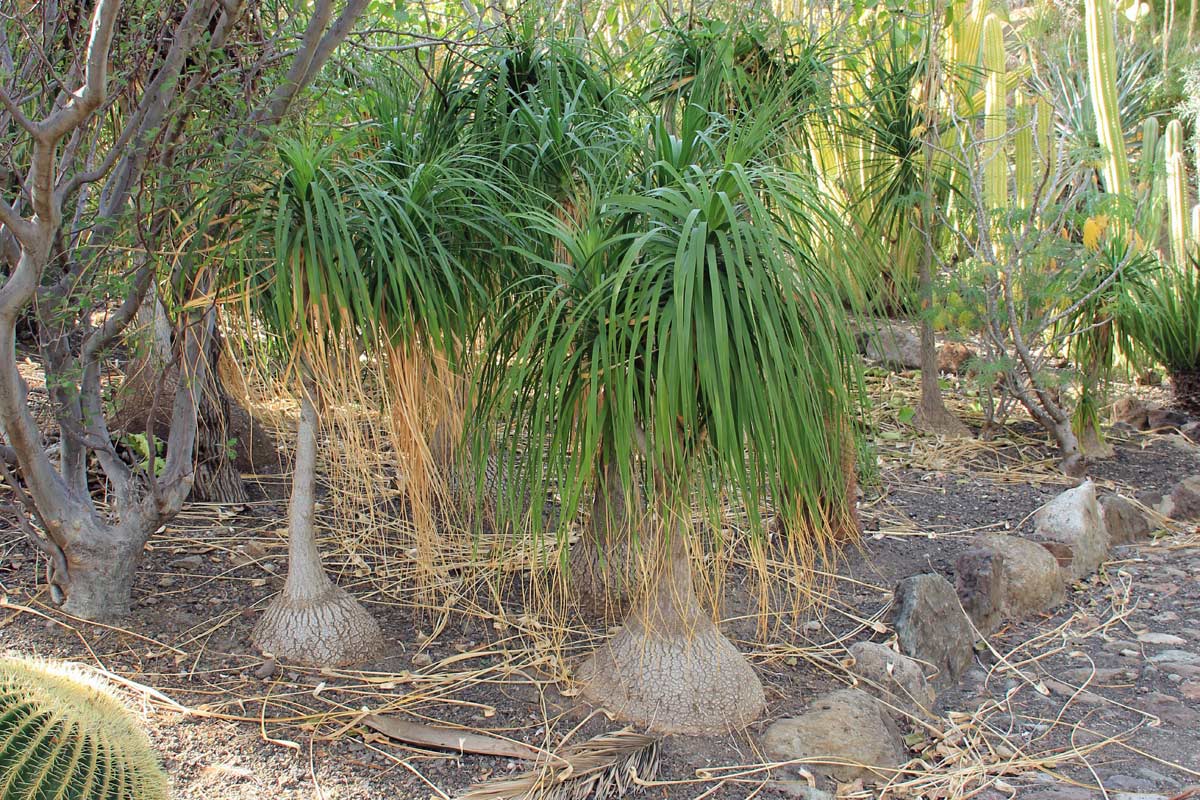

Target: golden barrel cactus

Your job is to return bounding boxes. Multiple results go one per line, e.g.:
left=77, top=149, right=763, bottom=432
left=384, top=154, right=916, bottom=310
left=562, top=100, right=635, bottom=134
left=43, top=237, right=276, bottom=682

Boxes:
left=0, top=655, right=169, bottom=799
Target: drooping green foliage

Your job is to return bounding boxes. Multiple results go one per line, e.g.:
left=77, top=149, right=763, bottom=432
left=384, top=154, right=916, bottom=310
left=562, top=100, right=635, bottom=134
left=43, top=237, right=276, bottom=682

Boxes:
left=1119, top=257, right=1200, bottom=378
left=0, top=656, right=168, bottom=800
left=641, top=16, right=833, bottom=131
left=236, top=126, right=511, bottom=365
left=473, top=100, right=861, bottom=546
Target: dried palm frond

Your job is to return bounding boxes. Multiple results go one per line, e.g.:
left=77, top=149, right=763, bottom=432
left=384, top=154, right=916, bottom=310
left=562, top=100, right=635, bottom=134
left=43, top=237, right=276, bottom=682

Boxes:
left=457, top=729, right=660, bottom=800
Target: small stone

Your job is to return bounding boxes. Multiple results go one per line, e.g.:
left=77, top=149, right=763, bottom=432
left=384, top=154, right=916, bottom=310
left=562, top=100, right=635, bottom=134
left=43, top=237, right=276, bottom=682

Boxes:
left=1181, top=421, right=1200, bottom=444
left=937, top=342, right=975, bottom=375
left=1146, top=408, right=1190, bottom=432
left=1143, top=692, right=1200, bottom=726
left=1134, top=768, right=1173, bottom=784
left=1021, top=785, right=1098, bottom=800
left=1181, top=680, right=1200, bottom=700
left=771, top=783, right=834, bottom=800
left=1100, top=495, right=1153, bottom=545
left=1112, top=395, right=1153, bottom=429
left=846, top=642, right=936, bottom=721
left=1136, top=631, right=1186, bottom=646
left=1148, top=650, right=1200, bottom=665
left=892, top=573, right=975, bottom=687
left=1101, top=774, right=1157, bottom=793
left=157, top=575, right=177, bottom=587
left=1041, top=678, right=1103, bottom=704
left=172, top=555, right=205, bottom=570
left=1168, top=664, right=1200, bottom=677
left=1156, top=475, right=1200, bottom=521
left=1033, top=481, right=1110, bottom=581
left=412, top=652, right=433, bottom=667
left=1063, top=666, right=1127, bottom=683
left=761, top=689, right=907, bottom=784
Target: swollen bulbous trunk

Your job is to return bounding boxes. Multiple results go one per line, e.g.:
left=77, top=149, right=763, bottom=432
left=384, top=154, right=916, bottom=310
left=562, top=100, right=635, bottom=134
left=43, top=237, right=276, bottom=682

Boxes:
left=252, top=391, right=383, bottom=666
left=575, top=519, right=765, bottom=735
left=571, top=459, right=641, bottom=621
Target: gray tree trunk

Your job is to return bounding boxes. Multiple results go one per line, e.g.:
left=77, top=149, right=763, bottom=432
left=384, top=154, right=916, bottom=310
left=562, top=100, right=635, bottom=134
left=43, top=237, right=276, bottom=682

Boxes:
left=59, top=522, right=149, bottom=619
left=575, top=516, right=765, bottom=735
left=190, top=333, right=251, bottom=504
left=251, top=388, right=383, bottom=666
left=571, top=458, right=641, bottom=621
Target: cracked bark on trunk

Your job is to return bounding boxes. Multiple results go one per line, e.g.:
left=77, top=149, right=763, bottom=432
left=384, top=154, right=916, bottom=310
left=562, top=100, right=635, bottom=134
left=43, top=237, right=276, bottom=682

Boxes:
left=58, top=523, right=148, bottom=619
left=251, top=389, right=383, bottom=666
left=575, top=517, right=765, bottom=735
left=571, top=457, right=641, bottom=621
left=191, top=366, right=250, bottom=504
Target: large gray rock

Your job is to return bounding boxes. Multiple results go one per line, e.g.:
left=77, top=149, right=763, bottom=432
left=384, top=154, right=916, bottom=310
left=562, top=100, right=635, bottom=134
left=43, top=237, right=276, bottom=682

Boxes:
left=847, top=642, right=936, bottom=721
left=956, top=534, right=1068, bottom=635
left=1155, top=475, right=1200, bottom=521
left=892, top=573, right=975, bottom=687
left=1101, top=494, right=1154, bottom=544
left=1033, top=480, right=1110, bottom=581
left=761, top=689, right=907, bottom=784
left=860, top=321, right=921, bottom=370
left=979, top=533, right=1068, bottom=618
left=955, top=546, right=1007, bottom=635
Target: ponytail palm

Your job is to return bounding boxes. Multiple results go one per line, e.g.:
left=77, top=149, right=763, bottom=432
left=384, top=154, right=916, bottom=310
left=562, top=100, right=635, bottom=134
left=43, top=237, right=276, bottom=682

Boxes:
left=475, top=113, right=860, bottom=733
left=238, top=133, right=488, bottom=665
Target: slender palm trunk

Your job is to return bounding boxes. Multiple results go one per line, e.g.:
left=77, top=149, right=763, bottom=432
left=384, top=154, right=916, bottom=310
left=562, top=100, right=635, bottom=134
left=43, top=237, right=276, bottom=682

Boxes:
left=914, top=3, right=969, bottom=438
left=576, top=513, right=764, bottom=735
left=252, top=387, right=383, bottom=666
left=571, top=457, right=641, bottom=620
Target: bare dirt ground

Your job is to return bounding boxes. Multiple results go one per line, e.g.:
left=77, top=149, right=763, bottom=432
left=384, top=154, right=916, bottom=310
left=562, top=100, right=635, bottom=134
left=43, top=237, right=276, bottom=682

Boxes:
left=2, top=373, right=1199, bottom=800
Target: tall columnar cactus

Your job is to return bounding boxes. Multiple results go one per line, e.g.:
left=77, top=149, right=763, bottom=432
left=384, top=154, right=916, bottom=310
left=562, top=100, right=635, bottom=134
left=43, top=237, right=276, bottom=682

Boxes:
left=1138, top=118, right=1160, bottom=194
left=1085, top=0, right=1131, bottom=197
left=0, top=656, right=169, bottom=800
left=982, top=14, right=1007, bottom=211
left=946, top=0, right=985, bottom=102
left=1014, top=92, right=1034, bottom=209
left=1166, top=119, right=1190, bottom=268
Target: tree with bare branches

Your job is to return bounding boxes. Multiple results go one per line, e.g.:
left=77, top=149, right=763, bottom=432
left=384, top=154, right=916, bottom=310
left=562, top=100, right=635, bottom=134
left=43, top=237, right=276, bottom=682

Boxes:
left=0, top=0, right=368, bottom=620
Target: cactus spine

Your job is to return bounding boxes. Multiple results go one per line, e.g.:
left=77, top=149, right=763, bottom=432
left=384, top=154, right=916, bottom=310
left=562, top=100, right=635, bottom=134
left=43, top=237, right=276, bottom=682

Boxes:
left=0, top=655, right=169, bottom=800
left=982, top=14, right=1007, bottom=210
left=1085, top=0, right=1131, bottom=197
left=1166, top=119, right=1190, bottom=268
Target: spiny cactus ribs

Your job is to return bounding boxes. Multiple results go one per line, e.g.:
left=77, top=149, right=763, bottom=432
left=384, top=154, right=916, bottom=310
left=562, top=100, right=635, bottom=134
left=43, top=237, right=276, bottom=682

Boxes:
left=0, top=655, right=169, bottom=800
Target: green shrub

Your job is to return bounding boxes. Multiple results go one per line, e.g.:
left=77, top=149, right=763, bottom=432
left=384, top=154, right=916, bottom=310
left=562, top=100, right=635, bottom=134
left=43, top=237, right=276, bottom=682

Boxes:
left=1120, top=259, right=1200, bottom=412
left=1, top=655, right=169, bottom=800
